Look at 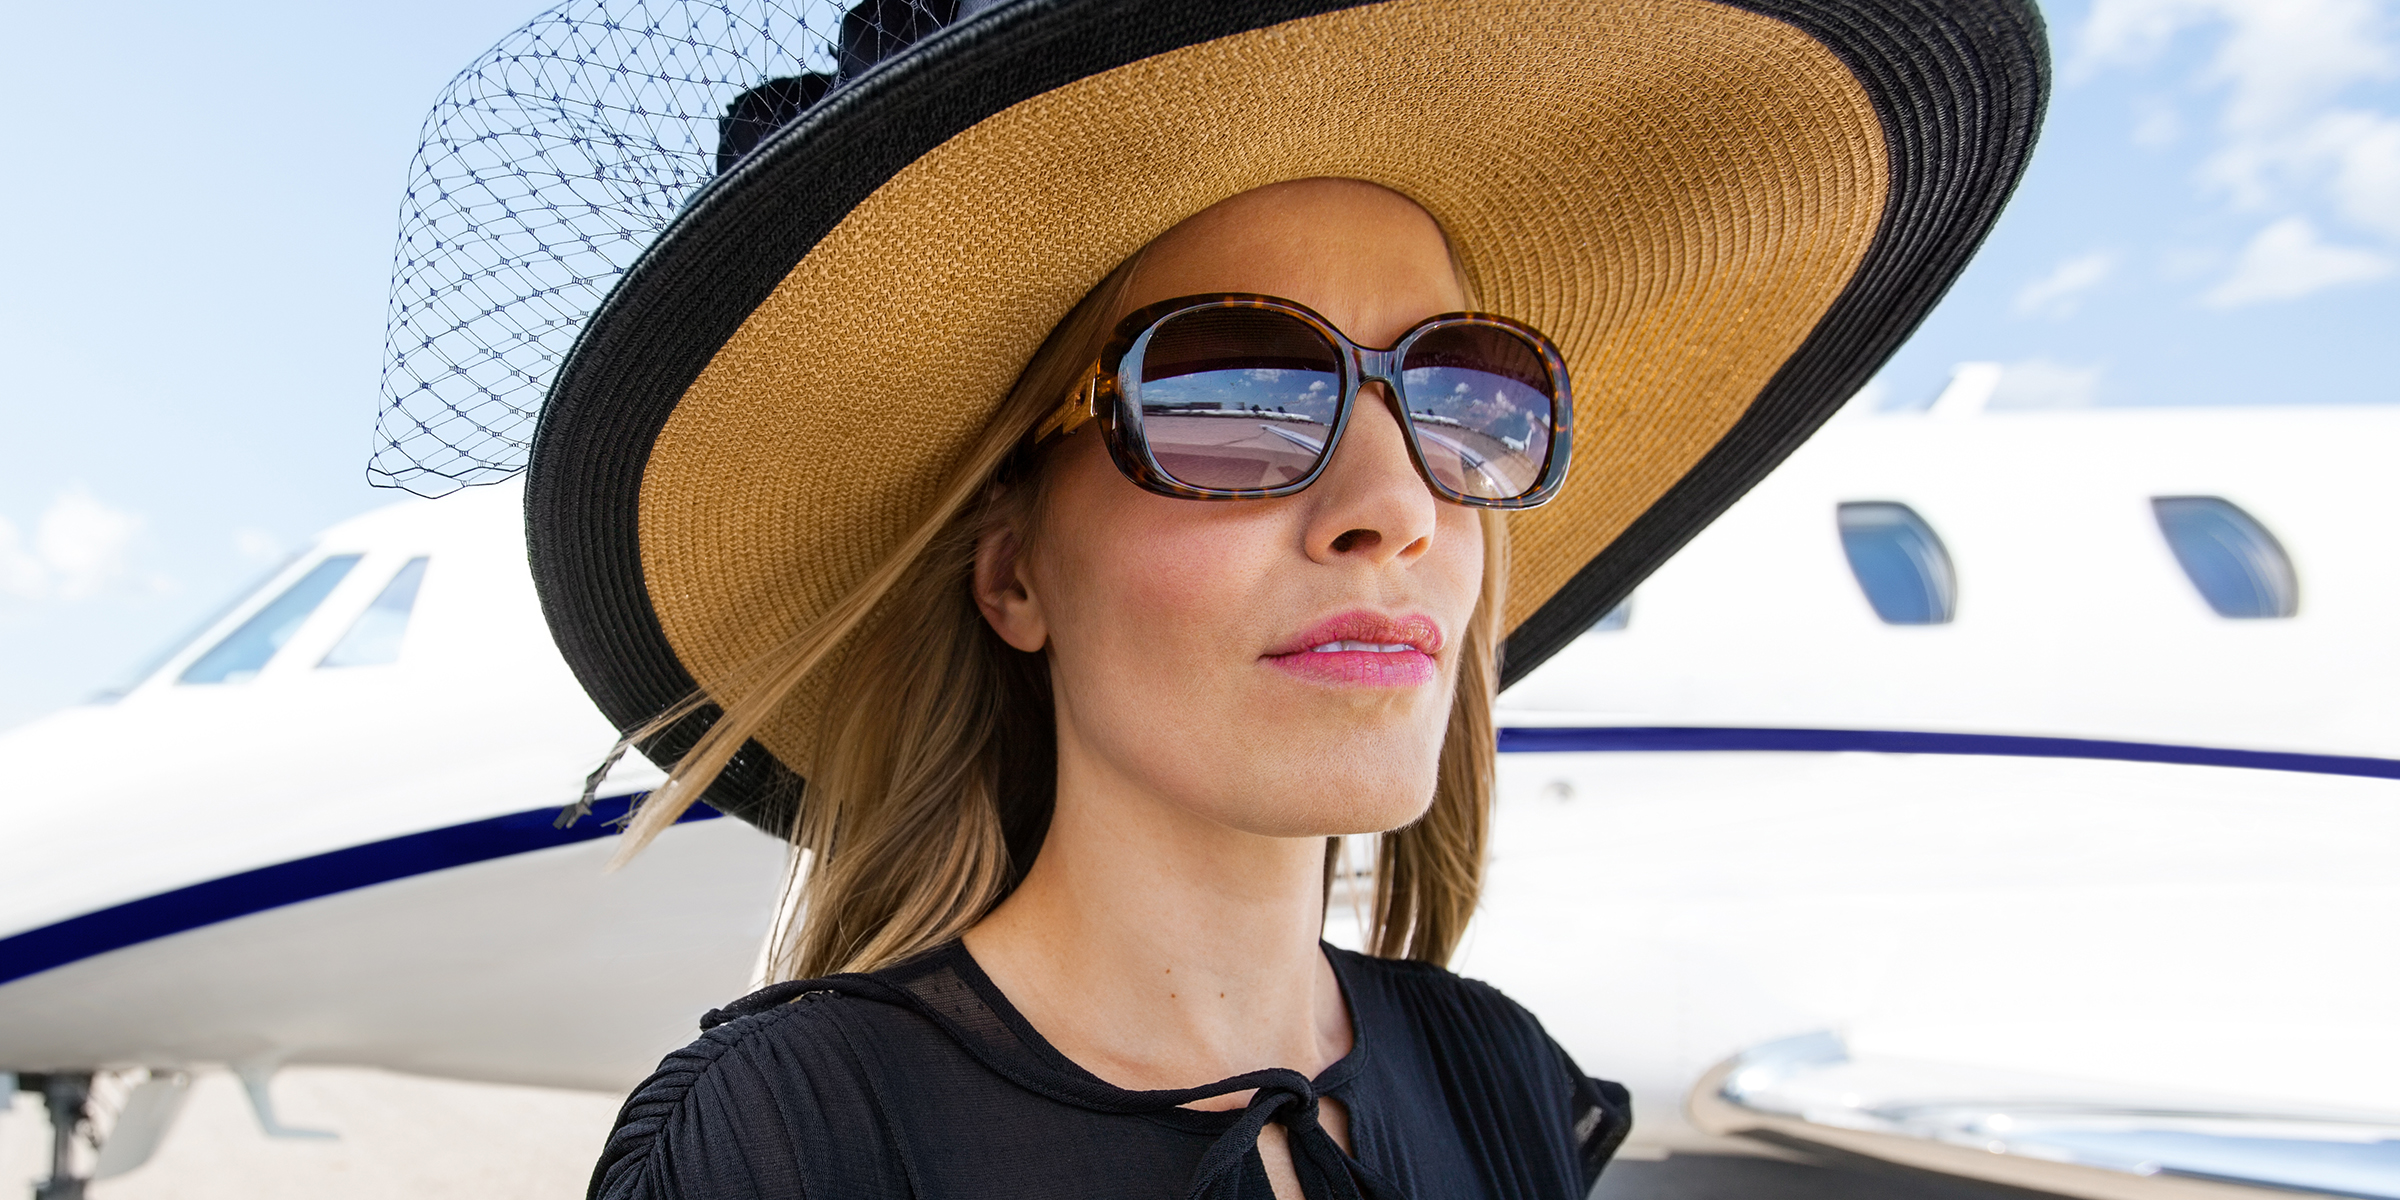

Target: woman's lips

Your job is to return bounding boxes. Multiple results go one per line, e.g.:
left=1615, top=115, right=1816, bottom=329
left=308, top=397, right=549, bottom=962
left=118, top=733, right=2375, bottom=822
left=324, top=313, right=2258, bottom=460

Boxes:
left=1263, top=610, right=1442, bottom=687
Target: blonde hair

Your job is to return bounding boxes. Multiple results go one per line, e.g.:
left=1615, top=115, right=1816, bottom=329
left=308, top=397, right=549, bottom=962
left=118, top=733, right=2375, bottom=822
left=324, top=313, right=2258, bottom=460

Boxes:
left=614, top=245, right=1507, bottom=981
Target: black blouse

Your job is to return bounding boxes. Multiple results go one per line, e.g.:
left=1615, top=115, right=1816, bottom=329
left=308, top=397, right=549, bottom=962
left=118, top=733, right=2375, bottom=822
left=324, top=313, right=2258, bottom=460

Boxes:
left=589, top=941, right=1631, bottom=1199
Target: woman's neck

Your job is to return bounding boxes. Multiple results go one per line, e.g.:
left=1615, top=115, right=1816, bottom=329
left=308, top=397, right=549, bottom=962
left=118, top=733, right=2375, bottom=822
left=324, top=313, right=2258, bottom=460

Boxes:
left=962, top=747, right=1352, bottom=1096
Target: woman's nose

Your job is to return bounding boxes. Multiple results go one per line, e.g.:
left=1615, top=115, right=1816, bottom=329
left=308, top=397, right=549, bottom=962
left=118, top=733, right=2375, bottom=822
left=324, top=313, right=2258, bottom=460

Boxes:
left=1301, top=385, right=1438, bottom=565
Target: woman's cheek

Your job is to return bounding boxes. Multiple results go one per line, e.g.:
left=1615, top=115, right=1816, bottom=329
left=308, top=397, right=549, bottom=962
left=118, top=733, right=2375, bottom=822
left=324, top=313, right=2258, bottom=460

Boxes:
left=1101, top=514, right=1277, bottom=657
left=1433, top=511, right=1486, bottom=632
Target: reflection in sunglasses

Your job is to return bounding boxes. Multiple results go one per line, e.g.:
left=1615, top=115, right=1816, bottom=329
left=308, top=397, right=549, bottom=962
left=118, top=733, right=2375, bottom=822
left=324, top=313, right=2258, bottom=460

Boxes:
left=1100, top=298, right=1568, bottom=506
left=1260, top=424, right=1325, bottom=455
left=1413, top=426, right=1510, bottom=496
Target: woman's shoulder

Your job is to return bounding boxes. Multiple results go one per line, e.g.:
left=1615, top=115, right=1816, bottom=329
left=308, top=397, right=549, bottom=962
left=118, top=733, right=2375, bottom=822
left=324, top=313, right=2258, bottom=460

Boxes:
left=587, top=980, right=924, bottom=1200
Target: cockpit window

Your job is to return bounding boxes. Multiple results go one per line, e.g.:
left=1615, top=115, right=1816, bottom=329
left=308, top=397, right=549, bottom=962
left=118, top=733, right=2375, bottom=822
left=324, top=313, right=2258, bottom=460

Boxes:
left=1837, top=502, right=1956, bottom=625
left=89, top=552, right=302, bottom=702
left=2152, top=497, right=2297, bottom=619
left=178, top=555, right=362, bottom=684
left=321, top=557, right=430, bottom=668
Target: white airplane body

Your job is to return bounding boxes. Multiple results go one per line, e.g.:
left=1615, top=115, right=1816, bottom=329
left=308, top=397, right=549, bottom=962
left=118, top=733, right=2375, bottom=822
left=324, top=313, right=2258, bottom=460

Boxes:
left=3, top=394, right=2393, bottom=1196
left=0, top=483, right=789, bottom=1117
left=1469, top=398, right=2400, bottom=1197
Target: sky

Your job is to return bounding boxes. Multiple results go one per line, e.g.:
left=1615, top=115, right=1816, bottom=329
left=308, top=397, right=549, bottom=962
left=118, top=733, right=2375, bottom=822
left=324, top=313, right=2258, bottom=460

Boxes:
left=2, top=0, right=2397, bottom=731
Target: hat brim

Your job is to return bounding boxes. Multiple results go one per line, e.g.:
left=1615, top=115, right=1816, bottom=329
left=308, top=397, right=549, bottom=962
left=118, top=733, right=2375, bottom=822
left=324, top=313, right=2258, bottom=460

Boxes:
left=528, top=0, right=2048, bottom=830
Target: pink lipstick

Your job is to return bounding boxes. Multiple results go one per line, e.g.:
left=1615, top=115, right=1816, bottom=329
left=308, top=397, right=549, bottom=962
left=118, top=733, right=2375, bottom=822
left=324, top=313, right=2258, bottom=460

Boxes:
left=1263, top=610, right=1443, bottom=687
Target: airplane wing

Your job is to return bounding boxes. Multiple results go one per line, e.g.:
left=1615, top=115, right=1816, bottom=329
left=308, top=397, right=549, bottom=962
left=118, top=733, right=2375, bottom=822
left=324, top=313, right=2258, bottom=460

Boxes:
left=1690, top=1032, right=2400, bottom=1199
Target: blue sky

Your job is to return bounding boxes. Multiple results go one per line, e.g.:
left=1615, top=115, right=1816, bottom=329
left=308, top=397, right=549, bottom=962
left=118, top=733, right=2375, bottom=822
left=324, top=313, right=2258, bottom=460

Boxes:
left=2, top=0, right=2396, bottom=730
left=1873, top=0, right=2400, bottom=413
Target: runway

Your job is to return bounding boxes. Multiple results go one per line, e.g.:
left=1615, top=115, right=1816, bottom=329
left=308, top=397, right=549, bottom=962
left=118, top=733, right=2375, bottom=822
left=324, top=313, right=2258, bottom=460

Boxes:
left=1, top=1068, right=615, bottom=1199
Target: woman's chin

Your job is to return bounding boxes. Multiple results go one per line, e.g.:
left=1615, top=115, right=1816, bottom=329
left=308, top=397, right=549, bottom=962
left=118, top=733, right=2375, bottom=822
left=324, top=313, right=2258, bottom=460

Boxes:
left=1195, top=714, right=1450, bottom=836
left=1187, top=770, right=1438, bottom=840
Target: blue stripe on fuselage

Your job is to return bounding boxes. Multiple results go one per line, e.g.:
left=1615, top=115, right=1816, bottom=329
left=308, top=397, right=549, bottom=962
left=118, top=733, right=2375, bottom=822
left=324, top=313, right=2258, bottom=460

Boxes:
left=0, top=795, right=715, bottom=987
left=1497, top=726, right=2400, bottom=779
left=6, top=727, right=2395, bottom=988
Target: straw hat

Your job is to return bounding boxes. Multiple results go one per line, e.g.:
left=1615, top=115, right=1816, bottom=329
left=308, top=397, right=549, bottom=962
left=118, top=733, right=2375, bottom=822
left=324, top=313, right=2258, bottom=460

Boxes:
left=479, top=0, right=2048, bottom=829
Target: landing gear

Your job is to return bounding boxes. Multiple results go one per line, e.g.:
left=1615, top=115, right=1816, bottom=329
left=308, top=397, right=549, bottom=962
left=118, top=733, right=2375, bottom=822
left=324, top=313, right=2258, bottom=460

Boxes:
left=17, top=1073, right=92, bottom=1200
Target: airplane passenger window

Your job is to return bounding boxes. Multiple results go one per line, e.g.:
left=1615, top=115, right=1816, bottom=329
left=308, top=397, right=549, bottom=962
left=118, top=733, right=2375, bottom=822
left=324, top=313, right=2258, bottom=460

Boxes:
left=2152, top=497, right=2298, bottom=619
left=320, top=557, right=431, bottom=668
left=1836, top=502, right=1956, bottom=625
left=1588, top=596, right=1632, bottom=632
left=178, top=555, right=363, bottom=684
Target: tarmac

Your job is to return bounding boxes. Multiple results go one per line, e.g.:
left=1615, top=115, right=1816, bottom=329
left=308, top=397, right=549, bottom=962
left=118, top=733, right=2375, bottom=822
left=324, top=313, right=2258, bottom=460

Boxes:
left=1, top=1067, right=616, bottom=1199
left=0, top=1066, right=2037, bottom=1199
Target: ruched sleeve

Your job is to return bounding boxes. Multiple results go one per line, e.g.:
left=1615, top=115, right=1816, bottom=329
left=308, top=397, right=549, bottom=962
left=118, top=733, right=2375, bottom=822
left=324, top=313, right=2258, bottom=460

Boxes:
left=1564, top=1052, right=1634, bottom=1189
left=586, top=991, right=910, bottom=1200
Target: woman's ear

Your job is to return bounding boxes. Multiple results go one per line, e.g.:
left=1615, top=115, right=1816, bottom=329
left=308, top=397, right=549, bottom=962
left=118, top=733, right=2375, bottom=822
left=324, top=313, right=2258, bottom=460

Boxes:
left=973, top=497, right=1049, bottom=653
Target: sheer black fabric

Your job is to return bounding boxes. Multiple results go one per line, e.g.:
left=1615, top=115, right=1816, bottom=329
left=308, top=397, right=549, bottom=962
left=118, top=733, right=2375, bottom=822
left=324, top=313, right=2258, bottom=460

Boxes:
left=590, top=941, right=1630, bottom=1199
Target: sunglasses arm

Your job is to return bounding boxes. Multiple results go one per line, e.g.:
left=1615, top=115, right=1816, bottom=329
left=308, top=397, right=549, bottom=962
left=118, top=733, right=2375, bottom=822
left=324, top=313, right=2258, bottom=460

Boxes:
left=1031, top=361, right=1106, bottom=446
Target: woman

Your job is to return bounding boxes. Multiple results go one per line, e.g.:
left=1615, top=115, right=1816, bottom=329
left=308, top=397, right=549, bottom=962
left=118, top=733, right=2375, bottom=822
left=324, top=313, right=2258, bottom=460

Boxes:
left=379, top=0, right=2045, bottom=1195
left=598, top=174, right=1608, bottom=1199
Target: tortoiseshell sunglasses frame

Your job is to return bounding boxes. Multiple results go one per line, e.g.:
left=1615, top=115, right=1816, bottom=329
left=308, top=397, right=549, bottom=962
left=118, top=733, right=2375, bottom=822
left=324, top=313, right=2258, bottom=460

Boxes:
left=1032, top=293, right=1575, bottom=510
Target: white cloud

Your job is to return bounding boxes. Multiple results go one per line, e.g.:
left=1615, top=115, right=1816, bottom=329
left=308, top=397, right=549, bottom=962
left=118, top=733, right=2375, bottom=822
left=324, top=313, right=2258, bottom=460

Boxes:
left=2319, top=108, right=2400, bottom=238
left=1988, top=359, right=2107, bottom=411
left=2013, top=251, right=2119, bottom=317
left=0, top=488, right=147, bottom=601
left=2079, top=0, right=2400, bottom=295
left=2081, top=0, right=2392, bottom=133
left=2202, top=102, right=2400, bottom=217
left=0, top=519, right=47, bottom=599
left=34, top=488, right=145, bottom=599
left=2204, top=216, right=2396, bottom=306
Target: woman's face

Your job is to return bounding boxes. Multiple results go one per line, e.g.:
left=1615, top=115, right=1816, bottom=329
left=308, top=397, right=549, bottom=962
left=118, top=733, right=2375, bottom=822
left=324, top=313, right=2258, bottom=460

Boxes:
left=980, top=179, right=1487, bottom=840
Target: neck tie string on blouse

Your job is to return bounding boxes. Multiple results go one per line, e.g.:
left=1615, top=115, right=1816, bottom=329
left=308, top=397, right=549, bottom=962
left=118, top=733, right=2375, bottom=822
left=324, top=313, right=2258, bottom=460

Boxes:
left=711, top=973, right=1402, bottom=1200
left=1181, top=1069, right=1385, bottom=1200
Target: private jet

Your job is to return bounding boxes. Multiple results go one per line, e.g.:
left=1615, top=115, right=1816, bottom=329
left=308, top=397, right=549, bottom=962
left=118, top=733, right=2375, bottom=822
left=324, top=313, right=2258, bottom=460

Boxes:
left=3, top=376, right=2394, bottom=1198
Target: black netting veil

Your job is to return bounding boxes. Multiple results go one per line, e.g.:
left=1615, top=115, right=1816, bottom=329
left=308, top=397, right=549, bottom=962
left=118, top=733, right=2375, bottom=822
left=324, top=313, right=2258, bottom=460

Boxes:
left=371, top=0, right=963, bottom=496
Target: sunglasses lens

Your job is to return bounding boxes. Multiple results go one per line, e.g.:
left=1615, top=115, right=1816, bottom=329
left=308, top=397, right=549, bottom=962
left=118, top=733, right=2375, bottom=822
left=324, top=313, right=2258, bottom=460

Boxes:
left=1399, top=324, right=1556, bottom=501
left=1132, top=307, right=1343, bottom=491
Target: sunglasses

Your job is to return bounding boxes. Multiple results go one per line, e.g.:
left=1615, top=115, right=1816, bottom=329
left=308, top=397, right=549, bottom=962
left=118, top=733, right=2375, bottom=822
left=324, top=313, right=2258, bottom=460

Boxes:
left=1034, top=294, right=1574, bottom=509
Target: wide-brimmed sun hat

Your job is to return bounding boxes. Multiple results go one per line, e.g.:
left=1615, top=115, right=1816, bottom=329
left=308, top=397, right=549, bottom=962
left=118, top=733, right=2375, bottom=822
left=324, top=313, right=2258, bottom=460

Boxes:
left=375, top=0, right=2047, bottom=831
